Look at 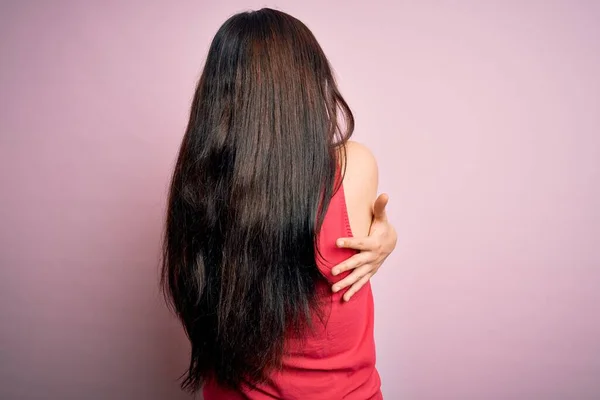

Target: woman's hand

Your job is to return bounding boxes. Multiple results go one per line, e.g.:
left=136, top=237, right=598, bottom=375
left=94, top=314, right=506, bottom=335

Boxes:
left=331, top=194, right=397, bottom=301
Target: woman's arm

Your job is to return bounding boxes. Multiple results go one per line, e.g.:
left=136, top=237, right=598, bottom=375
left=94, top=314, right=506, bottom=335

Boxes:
left=333, top=140, right=397, bottom=301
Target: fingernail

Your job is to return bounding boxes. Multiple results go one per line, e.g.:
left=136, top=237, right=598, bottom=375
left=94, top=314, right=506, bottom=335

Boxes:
left=332, top=286, right=339, bottom=292
left=337, top=239, right=344, bottom=247
left=332, top=269, right=339, bottom=275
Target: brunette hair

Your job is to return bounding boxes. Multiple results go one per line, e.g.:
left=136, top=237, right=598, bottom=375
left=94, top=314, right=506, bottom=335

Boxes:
left=161, top=8, right=354, bottom=392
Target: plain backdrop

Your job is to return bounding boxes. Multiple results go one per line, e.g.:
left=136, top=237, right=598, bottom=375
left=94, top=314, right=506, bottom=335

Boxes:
left=1, top=1, right=599, bottom=399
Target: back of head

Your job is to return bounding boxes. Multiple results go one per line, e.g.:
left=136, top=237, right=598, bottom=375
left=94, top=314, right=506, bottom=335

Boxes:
left=161, top=8, right=354, bottom=392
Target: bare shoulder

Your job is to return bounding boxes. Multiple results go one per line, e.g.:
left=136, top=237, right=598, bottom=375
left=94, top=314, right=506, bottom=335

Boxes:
left=339, top=140, right=379, bottom=237
left=343, top=140, right=378, bottom=179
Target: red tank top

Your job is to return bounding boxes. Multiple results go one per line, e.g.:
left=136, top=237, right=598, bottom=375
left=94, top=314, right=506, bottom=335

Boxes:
left=203, top=178, right=382, bottom=399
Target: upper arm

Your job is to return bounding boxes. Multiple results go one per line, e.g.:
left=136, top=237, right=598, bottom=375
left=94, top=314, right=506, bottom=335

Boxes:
left=340, top=140, right=378, bottom=238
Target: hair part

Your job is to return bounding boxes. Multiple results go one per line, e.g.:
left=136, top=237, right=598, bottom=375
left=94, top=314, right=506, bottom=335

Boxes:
left=161, top=8, right=354, bottom=392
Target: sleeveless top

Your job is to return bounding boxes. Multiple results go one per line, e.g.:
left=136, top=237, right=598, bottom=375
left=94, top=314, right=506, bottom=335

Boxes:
left=203, top=176, right=382, bottom=400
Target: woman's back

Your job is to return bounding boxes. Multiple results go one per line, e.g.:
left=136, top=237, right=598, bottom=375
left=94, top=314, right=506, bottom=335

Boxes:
left=203, top=142, right=382, bottom=399
left=161, top=8, right=382, bottom=399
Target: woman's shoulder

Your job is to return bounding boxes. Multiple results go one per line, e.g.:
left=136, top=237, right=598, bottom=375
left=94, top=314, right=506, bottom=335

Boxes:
left=343, top=140, right=378, bottom=174
left=339, top=140, right=379, bottom=237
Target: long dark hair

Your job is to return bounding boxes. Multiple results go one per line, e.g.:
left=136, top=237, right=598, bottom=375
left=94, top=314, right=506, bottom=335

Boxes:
left=161, top=8, right=354, bottom=392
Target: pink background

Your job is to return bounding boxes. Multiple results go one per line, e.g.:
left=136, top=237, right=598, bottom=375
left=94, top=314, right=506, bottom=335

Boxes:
left=1, top=1, right=599, bottom=399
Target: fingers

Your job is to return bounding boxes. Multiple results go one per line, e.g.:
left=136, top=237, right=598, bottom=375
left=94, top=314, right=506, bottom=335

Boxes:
left=331, top=252, right=373, bottom=276
left=336, top=236, right=376, bottom=252
left=343, top=273, right=373, bottom=302
left=332, top=264, right=371, bottom=293
left=372, top=193, right=389, bottom=221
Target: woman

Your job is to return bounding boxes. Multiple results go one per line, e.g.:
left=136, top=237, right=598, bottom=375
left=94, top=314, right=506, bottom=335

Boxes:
left=162, top=8, right=397, bottom=399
